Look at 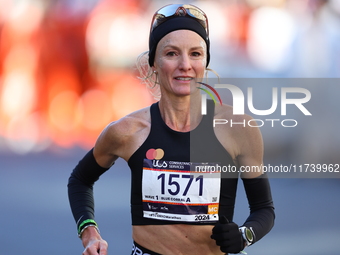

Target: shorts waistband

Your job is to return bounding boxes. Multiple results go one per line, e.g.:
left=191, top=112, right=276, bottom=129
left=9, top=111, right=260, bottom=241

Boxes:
left=132, top=241, right=162, bottom=255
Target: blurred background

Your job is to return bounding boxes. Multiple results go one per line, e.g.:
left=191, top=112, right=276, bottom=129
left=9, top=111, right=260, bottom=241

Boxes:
left=0, top=0, right=339, bottom=254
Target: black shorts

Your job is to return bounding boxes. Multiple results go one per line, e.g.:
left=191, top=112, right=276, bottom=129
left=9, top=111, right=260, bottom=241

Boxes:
left=131, top=241, right=162, bottom=255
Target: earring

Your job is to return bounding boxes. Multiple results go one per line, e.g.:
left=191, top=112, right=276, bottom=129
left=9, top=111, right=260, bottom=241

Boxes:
left=152, top=70, right=158, bottom=88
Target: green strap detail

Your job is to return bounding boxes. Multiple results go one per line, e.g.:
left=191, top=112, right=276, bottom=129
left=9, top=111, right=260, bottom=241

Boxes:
left=78, top=219, right=97, bottom=235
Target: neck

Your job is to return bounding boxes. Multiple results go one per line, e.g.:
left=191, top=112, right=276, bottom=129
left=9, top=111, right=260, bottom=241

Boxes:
left=158, top=94, right=202, bottom=132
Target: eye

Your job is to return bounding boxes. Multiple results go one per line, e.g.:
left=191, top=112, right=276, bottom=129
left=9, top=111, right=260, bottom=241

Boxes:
left=166, top=51, right=177, bottom=56
left=191, top=51, right=202, bottom=57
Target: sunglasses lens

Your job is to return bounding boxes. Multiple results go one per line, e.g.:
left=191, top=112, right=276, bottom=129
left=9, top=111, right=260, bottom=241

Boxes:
left=184, top=5, right=207, bottom=23
left=156, top=4, right=182, bottom=17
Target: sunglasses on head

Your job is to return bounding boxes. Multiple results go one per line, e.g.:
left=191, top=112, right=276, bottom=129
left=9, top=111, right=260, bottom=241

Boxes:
left=150, top=4, right=209, bottom=38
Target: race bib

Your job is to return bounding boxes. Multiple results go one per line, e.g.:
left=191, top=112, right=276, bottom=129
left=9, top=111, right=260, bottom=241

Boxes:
left=142, top=159, right=221, bottom=222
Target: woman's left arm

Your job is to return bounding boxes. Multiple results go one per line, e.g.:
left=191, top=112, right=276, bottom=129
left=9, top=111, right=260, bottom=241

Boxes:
left=237, top=115, right=275, bottom=244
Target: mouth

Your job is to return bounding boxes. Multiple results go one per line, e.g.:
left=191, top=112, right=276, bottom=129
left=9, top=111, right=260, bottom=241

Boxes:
left=174, top=77, right=194, bottom=81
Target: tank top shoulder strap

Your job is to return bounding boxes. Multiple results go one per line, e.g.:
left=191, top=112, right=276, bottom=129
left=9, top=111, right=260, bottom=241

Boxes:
left=149, top=102, right=170, bottom=135
left=206, top=99, right=216, bottom=121
left=150, top=102, right=160, bottom=125
left=196, top=99, right=215, bottom=131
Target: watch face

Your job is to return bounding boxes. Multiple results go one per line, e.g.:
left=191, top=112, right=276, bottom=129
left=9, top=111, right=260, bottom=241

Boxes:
left=245, top=228, right=253, bottom=242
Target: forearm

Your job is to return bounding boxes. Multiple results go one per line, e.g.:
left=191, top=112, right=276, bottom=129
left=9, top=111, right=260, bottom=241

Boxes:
left=68, top=176, right=95, bottom=229
left=243, top=207, right=275, bottom=243
left=242, top=174, right=275, bottom=243
left=67, top=148, right=110, bottom=234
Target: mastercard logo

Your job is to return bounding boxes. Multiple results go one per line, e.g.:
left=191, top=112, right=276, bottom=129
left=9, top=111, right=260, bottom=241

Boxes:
left=146, top=148, right=164, bottom=160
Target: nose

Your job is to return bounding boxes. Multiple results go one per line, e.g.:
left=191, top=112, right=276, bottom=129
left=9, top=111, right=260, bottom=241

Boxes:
left=178, top=54, right=192, bottom=71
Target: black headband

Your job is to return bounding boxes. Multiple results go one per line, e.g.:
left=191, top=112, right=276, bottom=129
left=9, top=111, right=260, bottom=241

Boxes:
left=148, top=16, right=210, bottom=67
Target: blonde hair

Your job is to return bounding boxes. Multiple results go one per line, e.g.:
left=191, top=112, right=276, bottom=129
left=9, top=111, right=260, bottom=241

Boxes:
left=135, top=51, right=219, bottom=101
left=136, top=51, right=161, bottom=100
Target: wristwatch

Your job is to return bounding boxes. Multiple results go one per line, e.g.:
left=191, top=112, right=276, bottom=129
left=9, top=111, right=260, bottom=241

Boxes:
left=239, top=226, right=254, bottom=247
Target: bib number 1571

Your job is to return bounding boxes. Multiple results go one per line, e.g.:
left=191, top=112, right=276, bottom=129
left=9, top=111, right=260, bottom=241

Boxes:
left=157, top=174, right=203, bottom=196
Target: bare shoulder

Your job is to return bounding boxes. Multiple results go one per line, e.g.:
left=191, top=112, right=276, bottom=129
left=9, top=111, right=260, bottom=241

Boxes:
left=214, top=103, right=258, bottom=138
left=108, top=106, right=151, bottom=139
left=94, top=106, right=151, bottom=167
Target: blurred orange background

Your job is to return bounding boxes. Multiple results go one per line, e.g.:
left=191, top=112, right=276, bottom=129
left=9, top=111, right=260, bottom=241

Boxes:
left=1, top=0, right=339, bottom=154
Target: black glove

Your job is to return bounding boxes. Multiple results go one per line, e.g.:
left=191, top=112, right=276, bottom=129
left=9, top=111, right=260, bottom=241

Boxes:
left=211, top=216, right=245, bottom=254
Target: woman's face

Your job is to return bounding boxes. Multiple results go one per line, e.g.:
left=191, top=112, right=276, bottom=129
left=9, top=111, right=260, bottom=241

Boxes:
left=152, top=30, right=207, bottom=98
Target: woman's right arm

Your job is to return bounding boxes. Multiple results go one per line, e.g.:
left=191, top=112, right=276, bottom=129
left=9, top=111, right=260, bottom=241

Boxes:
left=67, top=147, right=111, bottom=254
left=68, top=111, right=150, bottom=254
left=68, top=123, right=121, bottom=254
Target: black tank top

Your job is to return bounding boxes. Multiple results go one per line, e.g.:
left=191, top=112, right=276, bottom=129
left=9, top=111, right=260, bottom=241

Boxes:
left=128, top=100, right=238, bottom=225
